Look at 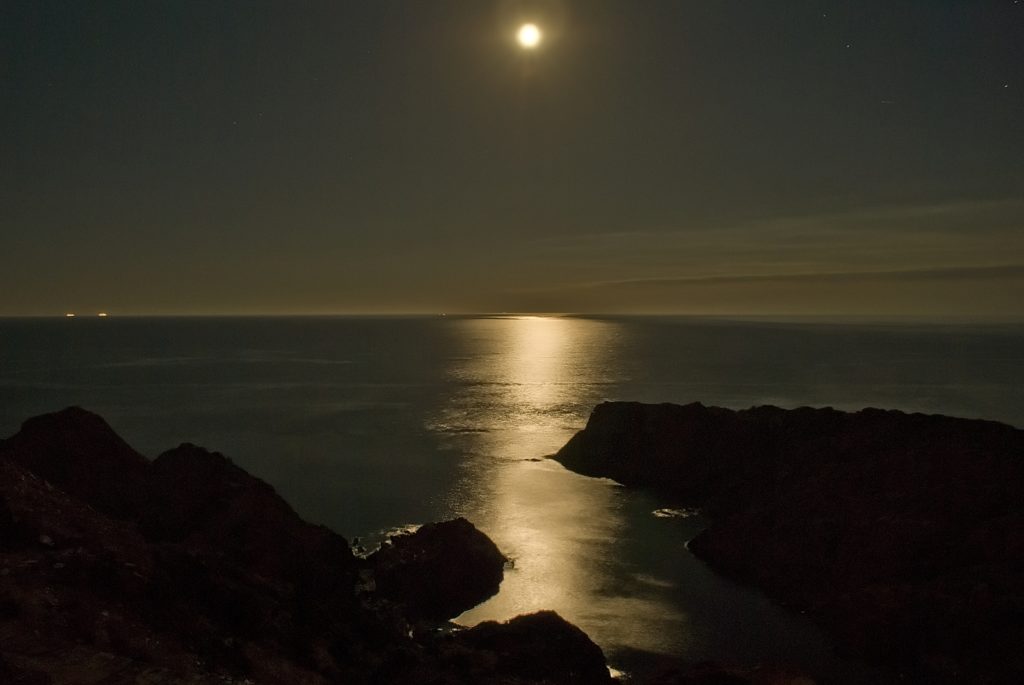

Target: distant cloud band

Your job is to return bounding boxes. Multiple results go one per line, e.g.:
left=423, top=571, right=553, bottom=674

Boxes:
left=580, top=264, right=1024, bottom=290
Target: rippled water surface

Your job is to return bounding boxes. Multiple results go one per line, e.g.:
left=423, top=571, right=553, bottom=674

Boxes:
left=3, top=315, right=1023, bottom=680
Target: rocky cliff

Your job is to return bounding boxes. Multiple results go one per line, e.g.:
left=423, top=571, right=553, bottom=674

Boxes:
left=0, top=407, right=611, bottom=684
left=554, top=401, right=1024, bottom=684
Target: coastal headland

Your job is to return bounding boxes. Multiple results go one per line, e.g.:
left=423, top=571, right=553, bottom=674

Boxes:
left=4, top=403, right=1022, bottom=683
left=0, top=408, right=610, bottom=684
left=555, top=401, right=1024, bottom=684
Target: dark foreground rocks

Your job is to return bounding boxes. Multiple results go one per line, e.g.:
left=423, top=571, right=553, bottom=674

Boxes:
left=369, top=517, right=506, bottom=621
left=457, top=611, right=612, bottom=684
left=0, top=407, right=610, bottom=684
left=554, top=401, right=1024, bottom=684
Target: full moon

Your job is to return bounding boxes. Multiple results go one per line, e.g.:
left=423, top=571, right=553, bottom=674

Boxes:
left=517, top=23, right=542, bottom=49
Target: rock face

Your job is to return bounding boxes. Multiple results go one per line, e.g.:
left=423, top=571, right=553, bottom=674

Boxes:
left=456, top=611, right=612, bottom=684
left=554, top=401, right=1024, bottom=684
left=2, top=406, right=151, bottom=518
left=0, top=407, right=611, bottom=684
left=369, top=517, right=506, bottom=620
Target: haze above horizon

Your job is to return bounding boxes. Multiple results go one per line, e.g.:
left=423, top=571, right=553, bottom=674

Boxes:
left=3, top=1, right=1022, bottom=317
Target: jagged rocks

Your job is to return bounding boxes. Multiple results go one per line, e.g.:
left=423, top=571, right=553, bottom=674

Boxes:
left=0, top=407, right=613, bottom=684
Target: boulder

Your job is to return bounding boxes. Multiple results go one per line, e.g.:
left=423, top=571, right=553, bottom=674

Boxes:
left=369, top=518, right=506, bottom=621
left=456, top=610, right=612, bottom=684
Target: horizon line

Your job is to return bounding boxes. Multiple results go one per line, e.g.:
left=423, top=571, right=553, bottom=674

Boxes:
left=3, top=312, right=1024, bottom=323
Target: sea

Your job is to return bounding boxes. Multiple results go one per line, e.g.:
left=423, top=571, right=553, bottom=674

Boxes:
left=2, top=315, right=1023, bottom=681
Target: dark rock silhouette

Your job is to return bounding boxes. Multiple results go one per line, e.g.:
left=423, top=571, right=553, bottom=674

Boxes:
left=456, top=611, right=612, bottom=684
left=369, top=517, right=506, bottom=620
left=0, top=407, right=611, bottom=684
left=2, top=406, right=151, bottom=518
left=144, top=442, right=358, bottom=607
left=554, top=401, right=1024, bottom=684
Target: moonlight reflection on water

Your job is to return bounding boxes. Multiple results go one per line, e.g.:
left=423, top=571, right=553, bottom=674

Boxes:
left=428, top=317, right=881, bottom=683
left=0, top=315, right=944, bottom=679
left=433, top=316, right=690, bottom=655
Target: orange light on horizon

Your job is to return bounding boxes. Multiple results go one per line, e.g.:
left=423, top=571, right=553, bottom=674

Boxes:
left=65, top=312, right=76, bottom=318
left=98, top=312, right=108, bottom=317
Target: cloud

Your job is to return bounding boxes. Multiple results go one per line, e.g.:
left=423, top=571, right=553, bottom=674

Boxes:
left=499, top=262, right=1024, bottom=317
left=513, top=198, right=1024, bottom=292
left=530, top=197, right=1024, bottom=251
left=572, top=263, right=1024, bottom=290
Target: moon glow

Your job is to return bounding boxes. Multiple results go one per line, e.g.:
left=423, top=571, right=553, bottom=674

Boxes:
left=517, top=23, right=542, bottom=49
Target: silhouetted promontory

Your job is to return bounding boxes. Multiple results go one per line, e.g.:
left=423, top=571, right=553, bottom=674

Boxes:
left=0, top=407, right=612, bottom=684
left=554, top=401, right=1024, bottom=684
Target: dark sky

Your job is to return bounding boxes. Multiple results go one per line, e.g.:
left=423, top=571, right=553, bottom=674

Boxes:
left=2, top=0, right=1022, bottom=316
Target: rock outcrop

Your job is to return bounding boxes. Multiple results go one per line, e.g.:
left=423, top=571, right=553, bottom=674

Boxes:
left=456, top=611, right=612, bottom=684
left=368, top=517, right=506, bottom=620
left=0, top=407, right=611, bottom=684
left=2, top=406, right=151, bottom=518
left=554, top=401, right=1024, bottom=684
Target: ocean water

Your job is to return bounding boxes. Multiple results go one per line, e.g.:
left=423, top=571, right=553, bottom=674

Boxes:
left=2, top=315, right=1023, bottom=681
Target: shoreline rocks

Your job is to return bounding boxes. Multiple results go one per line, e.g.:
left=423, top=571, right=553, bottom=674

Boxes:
left=0, top=407, right=611, bottom=684
left=554, top=401, right=1024, bottom=684
left=368, top=517, right=506, bottom=621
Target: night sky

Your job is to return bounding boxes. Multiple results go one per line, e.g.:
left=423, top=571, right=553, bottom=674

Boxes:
left=2, top=1, right=1022, bottom=316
